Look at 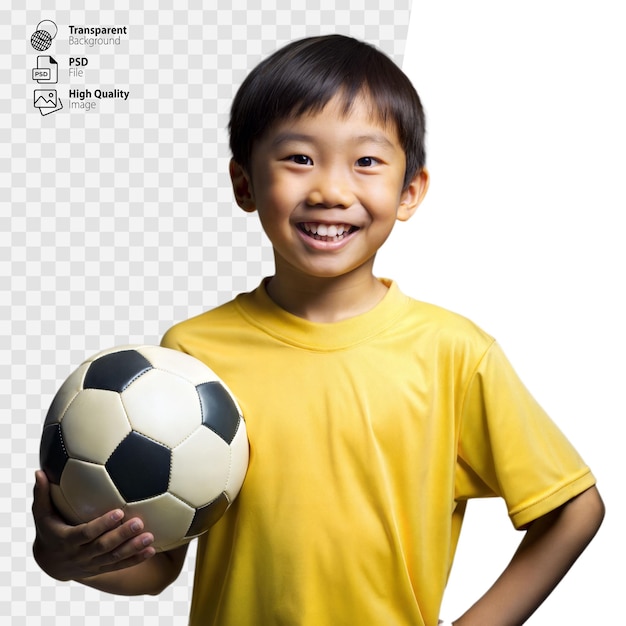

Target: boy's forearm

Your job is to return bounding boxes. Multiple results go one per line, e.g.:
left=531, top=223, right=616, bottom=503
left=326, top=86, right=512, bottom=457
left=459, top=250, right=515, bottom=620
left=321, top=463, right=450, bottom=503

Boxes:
left=453, top=486, right=604, bottom=626
left=77, top=546, right=188, bottom=596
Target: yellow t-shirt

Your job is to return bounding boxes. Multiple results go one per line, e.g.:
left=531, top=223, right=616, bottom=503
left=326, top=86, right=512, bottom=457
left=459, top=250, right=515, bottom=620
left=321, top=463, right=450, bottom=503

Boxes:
left=161, top=279, right=594, bottom=626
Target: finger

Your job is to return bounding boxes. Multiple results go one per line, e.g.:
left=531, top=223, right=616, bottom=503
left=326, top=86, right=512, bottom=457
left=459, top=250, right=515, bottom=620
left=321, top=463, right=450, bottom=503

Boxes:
left=33, top=470, right=50, bottom=503
left=73, top=509, right=127, bottom=546
left=84, top=525, right=155, bottom=574
left=98, top=531, right=156, bottom=567
left=32, top=470, right=52, bottom=518
left=92, top=543, right=157, bottom=575
left=75, top=515, right=155, bottom=565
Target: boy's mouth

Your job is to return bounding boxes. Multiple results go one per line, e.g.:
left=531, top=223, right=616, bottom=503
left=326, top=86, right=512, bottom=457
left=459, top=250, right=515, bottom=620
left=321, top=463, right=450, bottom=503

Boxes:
left=297, top=222, right=359, bottom=241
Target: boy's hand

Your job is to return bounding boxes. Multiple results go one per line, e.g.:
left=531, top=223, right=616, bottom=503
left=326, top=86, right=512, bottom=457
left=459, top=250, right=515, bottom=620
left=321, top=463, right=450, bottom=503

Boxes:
left=32, top=470, right=156, bottom=582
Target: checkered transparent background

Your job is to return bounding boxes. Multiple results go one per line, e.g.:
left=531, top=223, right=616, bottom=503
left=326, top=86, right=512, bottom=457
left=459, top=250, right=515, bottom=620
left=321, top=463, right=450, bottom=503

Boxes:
left=2, top=0, right=412, bottom=623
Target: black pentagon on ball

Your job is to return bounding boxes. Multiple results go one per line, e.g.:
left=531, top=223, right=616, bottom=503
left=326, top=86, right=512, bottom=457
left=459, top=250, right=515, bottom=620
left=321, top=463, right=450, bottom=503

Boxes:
left=186, top=492, right=230, bottom=538
left=40, top=423, right=68, bottom=485
left=106, top=431, right=171, bottom=502
left=196, top=382, right=241, bottom=444
left=83, top=350, right=152, bottom=393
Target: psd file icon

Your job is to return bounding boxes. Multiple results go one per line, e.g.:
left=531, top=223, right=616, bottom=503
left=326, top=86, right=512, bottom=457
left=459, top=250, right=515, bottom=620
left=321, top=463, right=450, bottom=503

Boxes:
left=34, top=89, right=63, bottom=116
left=32, top=56, right=58, bottom=84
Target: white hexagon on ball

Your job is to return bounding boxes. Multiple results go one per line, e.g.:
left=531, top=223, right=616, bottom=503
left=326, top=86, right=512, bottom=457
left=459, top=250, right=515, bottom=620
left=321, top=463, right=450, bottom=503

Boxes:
left=121, top=369, right=201, bottom=447
left=124, top=492, right=196, bottom=551
left=138, top=345, right=222, bottom=386
left=169, top=427, right=232, bottom=508
left=224, top=421, right=249, bottom=500
left=43, top=362, right=90, bottom=428
left=60, top=458, right=125, bottom=523
left=61, top=389, right=132, bottom=464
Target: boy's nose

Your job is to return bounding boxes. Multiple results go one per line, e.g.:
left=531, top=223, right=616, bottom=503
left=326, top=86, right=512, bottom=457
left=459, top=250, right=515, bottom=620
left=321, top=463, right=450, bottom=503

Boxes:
left=306, top=172, right=354, bottom=208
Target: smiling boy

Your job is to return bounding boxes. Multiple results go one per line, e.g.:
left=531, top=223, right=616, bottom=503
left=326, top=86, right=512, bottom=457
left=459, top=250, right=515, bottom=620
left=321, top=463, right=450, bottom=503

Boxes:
left=33, top=35, right=603, bottom=625
left=229, top=93, right=428, bottom=321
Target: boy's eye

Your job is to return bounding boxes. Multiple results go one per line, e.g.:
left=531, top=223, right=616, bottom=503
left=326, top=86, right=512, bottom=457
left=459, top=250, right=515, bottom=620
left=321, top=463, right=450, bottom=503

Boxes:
left=356, top=156, right=378, bottom=167
left=287, top=154, right=313, bottom=165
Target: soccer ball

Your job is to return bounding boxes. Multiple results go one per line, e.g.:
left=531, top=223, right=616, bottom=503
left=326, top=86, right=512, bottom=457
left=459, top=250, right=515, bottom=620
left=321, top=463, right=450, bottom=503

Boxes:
left=39, top=345, right=249, bottom=551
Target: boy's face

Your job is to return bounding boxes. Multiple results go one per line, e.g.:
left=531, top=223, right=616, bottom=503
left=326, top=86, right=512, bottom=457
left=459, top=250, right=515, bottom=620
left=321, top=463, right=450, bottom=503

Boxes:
left=230, top=94, right=428, bottom=284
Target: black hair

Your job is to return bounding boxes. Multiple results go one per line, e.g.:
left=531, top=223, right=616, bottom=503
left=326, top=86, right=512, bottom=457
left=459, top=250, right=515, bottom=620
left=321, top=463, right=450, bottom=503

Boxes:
left=229, top=34, right=426, bottom=189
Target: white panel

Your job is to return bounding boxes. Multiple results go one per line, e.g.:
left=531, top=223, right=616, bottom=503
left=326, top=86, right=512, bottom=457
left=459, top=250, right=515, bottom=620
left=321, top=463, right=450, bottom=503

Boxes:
left=137, top=345, right=221, bottom=386
left=170, top=427, right=231, bottom=508
left=122, top=369, right=201, bottom=447
left=124, top=492, right=195, bottom=552
left=60, top=458, right=125, bottom=523
left=62, top=389, right=132, bottom=463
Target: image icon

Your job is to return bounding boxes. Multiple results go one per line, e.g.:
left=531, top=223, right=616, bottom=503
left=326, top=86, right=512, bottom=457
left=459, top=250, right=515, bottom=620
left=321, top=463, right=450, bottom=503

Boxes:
left=33, top=89, right=63, bottom=116
left=30, top=20, right=58, bottom=51
left=32, top=55, right=58, bottom=84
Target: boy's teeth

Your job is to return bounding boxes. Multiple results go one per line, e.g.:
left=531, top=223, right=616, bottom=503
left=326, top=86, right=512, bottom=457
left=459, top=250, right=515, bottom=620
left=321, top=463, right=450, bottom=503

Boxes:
left=303, top=223, right=350, bottom=237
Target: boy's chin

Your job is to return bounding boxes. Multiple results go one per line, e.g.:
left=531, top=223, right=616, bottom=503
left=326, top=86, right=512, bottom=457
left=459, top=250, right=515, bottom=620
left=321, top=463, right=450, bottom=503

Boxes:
left=273, top=258, right=378, bottom=284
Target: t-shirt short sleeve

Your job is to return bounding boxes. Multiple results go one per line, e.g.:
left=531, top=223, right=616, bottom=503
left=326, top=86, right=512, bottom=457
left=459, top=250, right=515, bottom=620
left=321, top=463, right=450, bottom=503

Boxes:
left=455, top=341, right=595, bottom=529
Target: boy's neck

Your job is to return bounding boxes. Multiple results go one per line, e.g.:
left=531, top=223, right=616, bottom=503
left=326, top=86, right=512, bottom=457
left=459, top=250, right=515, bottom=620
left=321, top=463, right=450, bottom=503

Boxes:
left=264, top=271, right=389, bottom=323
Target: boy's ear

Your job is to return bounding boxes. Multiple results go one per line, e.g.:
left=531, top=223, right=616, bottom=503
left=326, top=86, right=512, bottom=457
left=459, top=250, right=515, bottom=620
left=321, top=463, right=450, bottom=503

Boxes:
left=229, top=159, right=256, bottom=212
left=397, top=168, right=430, bottom=222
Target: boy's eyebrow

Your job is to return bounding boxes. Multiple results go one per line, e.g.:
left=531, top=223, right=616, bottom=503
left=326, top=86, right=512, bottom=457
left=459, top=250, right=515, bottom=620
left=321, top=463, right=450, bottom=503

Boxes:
left=269, top=131, right=396, bottom=150
left=269, top=132, right=315, bottom=148
left=353, top=133, right=396, bottom=149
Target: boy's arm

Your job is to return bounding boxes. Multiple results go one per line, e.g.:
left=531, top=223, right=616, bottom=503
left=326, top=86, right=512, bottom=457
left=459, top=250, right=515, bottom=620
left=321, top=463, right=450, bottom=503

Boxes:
left=453, top=486, right=604, bottom=626
left=32, top=470, right=188, bottom=596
